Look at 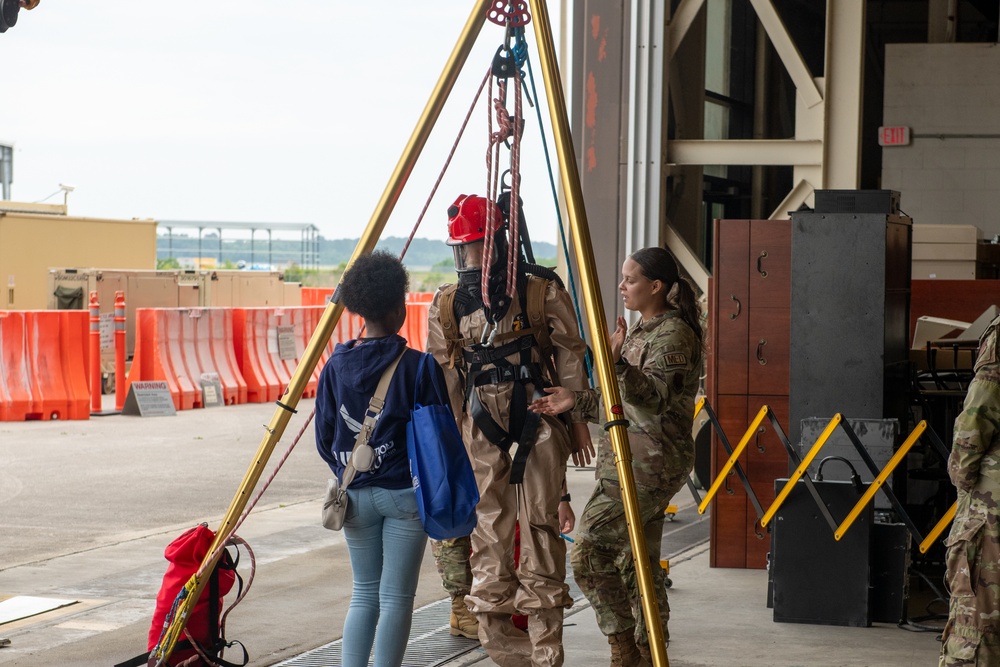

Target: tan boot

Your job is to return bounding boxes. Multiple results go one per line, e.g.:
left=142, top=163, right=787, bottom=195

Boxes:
left=608, top=631, right=641, bottom=667
left=449, top=595, right=480, bottom=639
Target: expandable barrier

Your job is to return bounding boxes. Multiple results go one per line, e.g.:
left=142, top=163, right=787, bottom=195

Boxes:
left=127, top=308, right=247, bottom=410
left=0, top=310, right=91, bottom=421
left=696, top=398, right=956, bottom=553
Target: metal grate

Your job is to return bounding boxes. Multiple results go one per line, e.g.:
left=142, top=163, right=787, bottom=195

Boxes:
left=274, top=597, right=478, bottom=667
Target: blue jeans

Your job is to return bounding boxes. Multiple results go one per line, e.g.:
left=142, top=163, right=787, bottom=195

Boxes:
left=341, top=485, right=428, bottom=667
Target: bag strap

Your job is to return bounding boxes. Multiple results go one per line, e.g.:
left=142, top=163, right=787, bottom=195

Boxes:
left=341, top=348, right=406, bottom=490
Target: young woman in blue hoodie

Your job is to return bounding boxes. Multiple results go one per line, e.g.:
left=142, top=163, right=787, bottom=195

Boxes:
left=315, top=251, right=453, bottom=667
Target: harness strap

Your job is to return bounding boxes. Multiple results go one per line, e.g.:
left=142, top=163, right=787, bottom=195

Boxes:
left=439, top=276, right=560, bottom=484
left=525, top=276, right=558, bottom=383
left=466, top=362, right=546, bottom=485
left=463, top=334, right=534, bottom=366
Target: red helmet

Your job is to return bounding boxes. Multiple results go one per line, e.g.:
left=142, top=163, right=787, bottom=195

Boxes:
left=446, top=194, right=500, bottom=246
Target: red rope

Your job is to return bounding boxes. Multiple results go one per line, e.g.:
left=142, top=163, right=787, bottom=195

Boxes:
left=482, top=77, right=508, bottom=307
left=482, top=69, right=525, bottom=311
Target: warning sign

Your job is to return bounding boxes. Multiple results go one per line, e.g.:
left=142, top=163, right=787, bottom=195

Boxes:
left=121, top=381, right=177, bottom=417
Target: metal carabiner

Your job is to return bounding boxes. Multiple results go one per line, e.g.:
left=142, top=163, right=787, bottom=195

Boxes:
left=481, top=321, right=499, bottom=346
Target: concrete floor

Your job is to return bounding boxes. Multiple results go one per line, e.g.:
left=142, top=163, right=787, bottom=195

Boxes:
left=0, top=398, right=944, bottom=666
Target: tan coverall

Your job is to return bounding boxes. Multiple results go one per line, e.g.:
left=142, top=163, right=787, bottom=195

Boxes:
left=426, top=278, right=588, bottom=667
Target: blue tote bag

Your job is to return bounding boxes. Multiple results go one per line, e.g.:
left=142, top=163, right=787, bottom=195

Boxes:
left=406, top=359, right=479, bottom=540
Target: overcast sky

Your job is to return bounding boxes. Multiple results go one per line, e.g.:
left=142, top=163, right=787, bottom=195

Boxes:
left=1, top=2, right=571, bottom=245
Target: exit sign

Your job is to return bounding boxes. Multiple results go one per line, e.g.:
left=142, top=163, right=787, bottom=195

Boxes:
left=878, top=126, right=911, bottom=146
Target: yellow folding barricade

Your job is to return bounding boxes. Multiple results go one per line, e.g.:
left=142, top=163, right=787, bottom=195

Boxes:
left=696, top=397, right=957, bottom=553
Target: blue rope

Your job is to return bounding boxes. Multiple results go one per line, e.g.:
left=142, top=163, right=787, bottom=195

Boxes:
left=524, top=54, right=594, bottom=386
left=511, top=26, right=529, bottom=73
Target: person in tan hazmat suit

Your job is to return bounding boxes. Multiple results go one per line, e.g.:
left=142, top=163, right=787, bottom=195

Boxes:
left=426, top=193, right=594, bottom=667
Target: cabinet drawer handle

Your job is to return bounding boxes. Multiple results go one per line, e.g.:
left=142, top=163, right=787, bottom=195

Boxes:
left=729, top=295, right=741, bottom=320
left=757, top=250, right=768, bottom=278
left=756, top=426, right=766, bottom=453
left=756, top=339, right=767, bottom=365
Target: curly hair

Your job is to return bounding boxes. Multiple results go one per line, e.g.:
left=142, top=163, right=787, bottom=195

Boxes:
left=339, top=250, right=409, bottom=325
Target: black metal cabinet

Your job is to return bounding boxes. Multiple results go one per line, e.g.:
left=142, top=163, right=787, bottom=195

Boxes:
left=788, top=212, right=912, bottom=450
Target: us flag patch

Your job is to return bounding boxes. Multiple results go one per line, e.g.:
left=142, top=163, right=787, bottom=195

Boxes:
left=665, top=352, right=687, bottom=366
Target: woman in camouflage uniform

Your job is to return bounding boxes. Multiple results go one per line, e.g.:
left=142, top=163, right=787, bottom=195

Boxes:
left=531, top=247, right=703, bottom=667
left=939, top=313, right=1000, bottom=666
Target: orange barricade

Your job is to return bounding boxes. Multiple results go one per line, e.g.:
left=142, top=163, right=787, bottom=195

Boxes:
left=0, top=310, right=90, bottom=421
left=300, top=287, right=334, bottom=307
left=127, top=308, right=247, bottom=410
left=403, top=300, right=432, bottom=351
left=407, top=292, right=435, bottom=303
left=233, top=306, right=364, bottom=403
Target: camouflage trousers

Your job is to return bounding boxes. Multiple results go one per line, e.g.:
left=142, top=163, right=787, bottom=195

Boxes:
left=571, top=469, right=689, bottom=644
left=940, top=498, right=1000, bottom=666
left=431, top=536, right=472, bottom=597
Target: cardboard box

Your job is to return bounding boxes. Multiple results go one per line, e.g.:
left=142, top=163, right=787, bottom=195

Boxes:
left=912, top=260, right=977, bottom=280
left=912, top=242, right=978, bottom=261
left=912, top=224, right=982, bottom=244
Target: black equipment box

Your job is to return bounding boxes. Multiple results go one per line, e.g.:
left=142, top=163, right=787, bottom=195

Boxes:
left=770, top=479, right=872, bottom=627
left=814, top=189, right=900, bottom=215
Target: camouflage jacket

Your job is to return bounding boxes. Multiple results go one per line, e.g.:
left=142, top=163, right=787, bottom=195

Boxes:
left=575, top=311, right=703, bottom=486
left=948, top=315, right=1000, bottom=498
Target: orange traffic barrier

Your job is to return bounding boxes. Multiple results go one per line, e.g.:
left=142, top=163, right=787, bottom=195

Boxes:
left=127, top=308, right=247, bottom=410
left=300, top=287, right=334, bottom=307
left=0, top=312, right=30, bottom=421
left=407, top=292, right=435, bottom=303
left=0, top=310, right=90, bottom=421
left=403, top=300, right=432, bottom=351
left=298, top=290, right=433, bottom=349
left=232, top=306, right=363, bottom=403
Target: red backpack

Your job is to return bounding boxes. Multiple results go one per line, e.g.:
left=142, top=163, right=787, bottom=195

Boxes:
left=118, top=524, right=251, bottom=667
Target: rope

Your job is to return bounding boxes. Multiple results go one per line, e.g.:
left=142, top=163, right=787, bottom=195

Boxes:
left=482, top=62, right=526, bottom=315
left=482, top=77, right=507, bottom=309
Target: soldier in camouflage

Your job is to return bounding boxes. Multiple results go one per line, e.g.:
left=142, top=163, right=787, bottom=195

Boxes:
left=940, top=314, right=1000, bottom=667
left=431, top=536, right=477, bottom=638
left=531, top=247, right=702, bottom=667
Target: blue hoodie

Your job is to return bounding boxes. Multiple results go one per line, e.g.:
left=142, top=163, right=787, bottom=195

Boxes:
left=315, top=334, right=452, bottom=490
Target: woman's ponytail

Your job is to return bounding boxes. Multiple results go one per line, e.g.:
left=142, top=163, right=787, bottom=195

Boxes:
left=672, top=277, right=703, bottom=342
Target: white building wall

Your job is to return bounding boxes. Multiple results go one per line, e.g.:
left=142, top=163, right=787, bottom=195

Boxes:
left=882, top=43, right=1000, bottom=240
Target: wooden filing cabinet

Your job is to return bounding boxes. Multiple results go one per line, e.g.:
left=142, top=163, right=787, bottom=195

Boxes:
left=707, top=219, right=791, bottom=569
